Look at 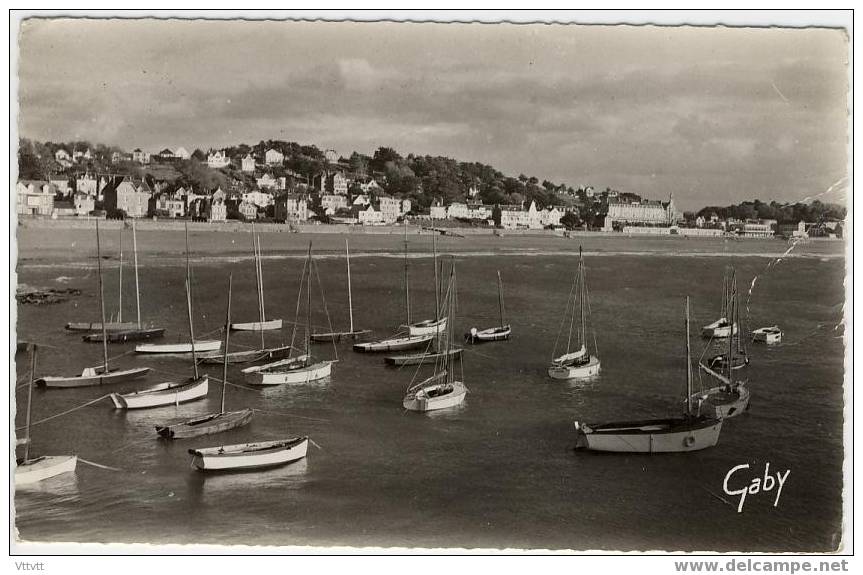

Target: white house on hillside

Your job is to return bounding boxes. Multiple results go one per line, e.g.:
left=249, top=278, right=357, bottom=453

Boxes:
left=207, top=150, right=230, bottom=169
left=265, top=148, right=284, bottom=165
left=241, top=154, right=256, bottom=172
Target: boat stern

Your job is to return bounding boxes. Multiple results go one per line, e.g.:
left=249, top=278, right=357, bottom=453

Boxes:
left=109, top=393, right=126, bottom=409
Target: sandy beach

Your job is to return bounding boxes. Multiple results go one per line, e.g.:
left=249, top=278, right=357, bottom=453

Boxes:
left=14, top=219, right=846, bottom=265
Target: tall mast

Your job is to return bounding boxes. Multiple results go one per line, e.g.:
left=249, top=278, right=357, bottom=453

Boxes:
left=22, top=344, right=36, bottom=462
left=254, top=228, right=265, bottom=350
left=685, top=296, right=693, bottom=416
left=220, top=274, right=232, bottom=414
left=445, top=264, right=455, bottom=383
left=184, top=222, right=198, bottom=375
left=96, top=221, right=109, bottom=372
left=306, top=242, right=313, bottom=357
left=345, top=239, right=354, bottom=333
left=579, top=247, right=586, bottom=349
left=433, top=231, right=440, bottom=322
left=404, top=219, right=410, bottom=325
left=132, top=219, right=141, bottom=328
left=257, top=228, right=267, bottom=323
left=727, top=271, right=736, bottom=379
left=118, top=228, right=123, bottom=323
left=497, top=270, right=505, bottom=327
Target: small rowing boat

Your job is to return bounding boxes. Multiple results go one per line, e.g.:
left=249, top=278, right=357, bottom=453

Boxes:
left=752, top=325, right=782, bottom=344
left=136, top=340, right=222, bottom=354
left=353, top=333, right=435, bottom=353
left=83, top=327, right=165, bottom=343
left=189, top=436, right=309, bottom=471
left=110, top=376, right=208, bottom=409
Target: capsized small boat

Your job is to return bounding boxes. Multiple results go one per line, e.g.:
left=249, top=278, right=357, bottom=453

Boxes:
left=37, top=365, right=151, bottom=389
left=752, top=325, right=782, bottom=344
left=109, top=376, right=209, bottom=410
left=353, top=333, right=435, bottom=353
left=189, top=436, right=308, bottom=471
left=83, top=327, right=165, bottom=343
left=385, top=347, right=463, bottom=367
left=135, top=340, right=222, bottom=354
left=16, top=455, right=78, bottom=486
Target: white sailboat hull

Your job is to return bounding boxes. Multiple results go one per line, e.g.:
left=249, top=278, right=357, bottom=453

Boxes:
left=696, top=383, right=751, bottom=420
left=15, top=455, right=77, bottom=486
left=245, top=359, right=333, bottom=386
left=109, top=376, right=209, bottom=410
left=403, top=317, right=448, bottom=336
left=403, top=380, right=467, bottom=412
left=230, top=319, right=283, bottom=331
left=189, top=437, right=308, bottom=471
left=135, top=340, right=222, bottom=354
left=65, top=321, right=138, bottom=332
left=574, top=417, right=723, bottom=453
left=465, top=325, right=511, bottom=343
left=37, top=366, right=151, bottom=388
left=548, top=355, right=601, bottom=380
left=752, top=326, right=782, bottom=344
left=701, top=319, right=738, bottom=339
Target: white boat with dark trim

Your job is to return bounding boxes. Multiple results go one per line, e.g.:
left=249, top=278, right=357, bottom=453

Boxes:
left=135, top=340, right=222, bottom=354
left=189, top=436, right=309, bottom=471
left=16, top=344, right=78, bottom=487
left=573, top=297, right=723, bottom=453
left=548, top=247, right=601, bottom=380
left=354, top=333, right=434, bottom=353
left=311, top=239, right=372, bottom=343
left=466, top=270, right=511, bottom=343
left=752, top=325, right=782, bottom=344
left=403, top=317, right=447, bottom=336
left=198, top=344, right=294, bottom=365
left=110, top=376, right=208, bottom=409
left=701, top=317, right=738, bottom=339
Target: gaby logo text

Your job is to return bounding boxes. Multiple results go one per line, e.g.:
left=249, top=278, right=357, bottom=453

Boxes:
left=723, top=462, right=790, bottom=513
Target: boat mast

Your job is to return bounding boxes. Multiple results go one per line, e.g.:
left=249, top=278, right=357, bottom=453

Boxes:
left=306, top=243, right=313, bottom=358
left=404, top=219, right=410, bottom=325
left=253, top=227, right=265, bottom=350
left=433, top=231, right=440, bottom=322
left=22, top=344, right=36, bottom=462
left=727, top=270, right=736, bottom=379
left=184, top=222, right=198, bottom=375
left=445, top=264, right=455, bottom=384
left=221, top=274, right=232, bottom=414
left=579, top=247, right=586, bottom=349
left=345, top=239, right=354, bottom=333
left=132, top=219, right=141, bottom=329
left=497, top=270, right=505, bottom=327
left=118, top=227, right=123, bottom=323
left=685, top=296, right=693, bottom=417
left=95, top=221, right=109, bottom=372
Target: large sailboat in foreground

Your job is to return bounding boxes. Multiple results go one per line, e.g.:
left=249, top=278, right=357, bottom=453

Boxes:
left=573, top=297, right=723, bottom=453
left=16, top=345, right=78, bottom=486
left=38, top=221, right=151, bottom=388
left=402, top=265, right=467, bottom=412
left=548, top=247, right=600, bottom=380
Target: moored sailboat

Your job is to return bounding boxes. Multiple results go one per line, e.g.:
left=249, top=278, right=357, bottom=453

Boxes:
left=548, top=247, right=600, bottom=380
left=311, top=239, right=372, bottom=342
left=403, top=265, right=467, bottom=412
left=230, top=225, right=283, bottom=331
left=401, top=226, right=447, bottom=336
left=573, top=297, right=723, bottom=453
left=465, top=270, right=511, bottom=343
left=155, top=275, right=253, bottom=439
left=38, top=221, right=151, bottom=388
left=702, top=268, right=739, bottom=339
left=705, top=268, right=750, bottom=371
left=189, top=436, right=309, bottom=472
left=16, top=344, right=78, bottom=487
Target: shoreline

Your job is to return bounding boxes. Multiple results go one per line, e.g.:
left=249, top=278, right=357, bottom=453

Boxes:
left=14, top=217, right=846, bottom=265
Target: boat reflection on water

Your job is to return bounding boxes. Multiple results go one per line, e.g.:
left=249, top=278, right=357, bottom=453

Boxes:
left=15, top=469, right=80, bottom=500
left=257, top=376, right=332, bottom=400
left=185, top=457, right=309, bottom=499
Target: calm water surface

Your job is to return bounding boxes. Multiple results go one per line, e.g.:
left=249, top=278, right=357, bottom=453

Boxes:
left=13, top=243, right=846, bottom=551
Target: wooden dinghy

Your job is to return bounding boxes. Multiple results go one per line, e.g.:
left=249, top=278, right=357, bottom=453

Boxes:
left=37, top=365, right=151, bottom=389
left=109, top=376, right=209, bottom=410
left=403, top=317, right=447, bottom=336
left=83, top=327, right=165, bottom=344
left=65, top=321, right=138, bottom=332
left=135, top=340, right=222, bottom=354
left=353, top=333, right=435, bottom=353
left=156, top=408, right=254, bottom=440
left=573, top=297, right=723, bottom=453
left=752, top=325, right=782, bottom=344
left=189, top=436, right=308, bottom=472
left=385, top=346, right=462, bottom=367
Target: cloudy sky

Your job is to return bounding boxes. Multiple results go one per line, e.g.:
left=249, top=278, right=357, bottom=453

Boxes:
left=17, top=19, right=848, bottom=210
